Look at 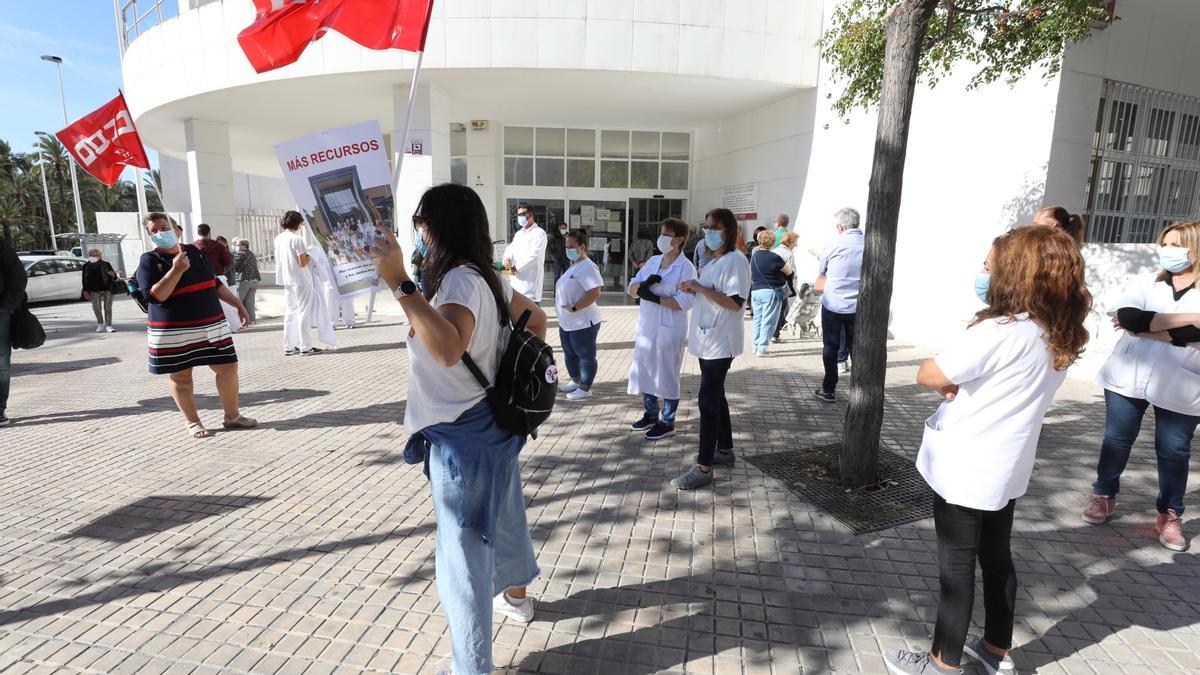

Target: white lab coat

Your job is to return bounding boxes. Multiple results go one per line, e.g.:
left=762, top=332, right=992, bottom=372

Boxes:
left=626, top=253, right=697, bottom=400
left=306, top=245, right=338, bottom=348
left=502, top=224, right=548, bottom=303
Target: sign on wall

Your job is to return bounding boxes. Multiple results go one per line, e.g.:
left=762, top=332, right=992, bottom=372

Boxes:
left=275, top=120, right=394, bottom=297
left=722, top=183, right=759, bottom=221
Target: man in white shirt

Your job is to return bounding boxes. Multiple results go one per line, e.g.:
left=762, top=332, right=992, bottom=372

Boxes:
left=273, top=211, right=320, bottom=356
left=502, top=204, right=548, bottom=304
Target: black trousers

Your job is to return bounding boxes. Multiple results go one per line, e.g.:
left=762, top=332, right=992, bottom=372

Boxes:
left=820, top=307, right=856, bottom=393
left=931, top=495, right=1018, bottom=667
left=697, top=358, right=733, bottom=465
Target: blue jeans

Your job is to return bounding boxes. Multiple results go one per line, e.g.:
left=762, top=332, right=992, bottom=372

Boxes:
left=1094, top=389, right=1198, bottom=515
left=559, top=322, right=600, bottom=388
left=0, top=312, right=10, bottom=416
left=643, top=393, right=679, bottom=426
left=429, top=437, right=540, bottom=675
left=750, top=288, right=784, bottom=353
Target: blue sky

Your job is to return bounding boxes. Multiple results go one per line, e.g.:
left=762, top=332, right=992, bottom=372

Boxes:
left=0, top=1, right=156, bottom=175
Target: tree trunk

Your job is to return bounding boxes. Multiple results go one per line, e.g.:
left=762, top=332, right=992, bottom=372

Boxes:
left=840, top=0, right=940, bottom=487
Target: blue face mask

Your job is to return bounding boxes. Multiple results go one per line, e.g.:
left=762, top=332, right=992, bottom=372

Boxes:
left=150, top=230, right=177, bottom=249
left=415, top=229, right=429, bottom=255
left=1158, top=245, right=1192, bottom=273
left=974, top=272, right=991, bottom=303
left=565, top=248, right=580, bottom=262
left=704, top=229, right=724, bottom=250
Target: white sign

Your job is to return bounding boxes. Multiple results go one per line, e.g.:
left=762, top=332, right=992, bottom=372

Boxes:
left=275, top=120, right=394, bottom=298
left=581, top=205, right=595, bottom=227
left=597, top=208, right=612, bottom=221
left=721, top=183, right=759, bottom=221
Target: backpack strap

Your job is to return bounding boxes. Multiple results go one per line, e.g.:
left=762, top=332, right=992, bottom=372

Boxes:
left=459, top=263, right=515, bottom=394
left=459, top=352, right=492, bottom=392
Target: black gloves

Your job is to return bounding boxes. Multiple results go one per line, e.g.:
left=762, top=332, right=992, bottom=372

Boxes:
left=644, top=274, right=663, bottom=286
left=637, top=285, right=661, bottom=304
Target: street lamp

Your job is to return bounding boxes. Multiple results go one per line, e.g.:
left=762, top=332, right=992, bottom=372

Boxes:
left=33, top=131, right=57, bottom=250
left=41, top=54, right=85, bottom=234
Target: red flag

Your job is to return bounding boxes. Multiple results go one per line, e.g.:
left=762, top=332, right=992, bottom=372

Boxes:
left=238, top=0, right=435, bottom=74
left=55, top=93, right=151, bottom=188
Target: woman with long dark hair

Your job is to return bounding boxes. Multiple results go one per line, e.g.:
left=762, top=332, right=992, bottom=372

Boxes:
left=672, top=208, right=751, bottom=490
left=883, top=226, right=1091, bottom=675
left=371, top=183, right=545, bottom=675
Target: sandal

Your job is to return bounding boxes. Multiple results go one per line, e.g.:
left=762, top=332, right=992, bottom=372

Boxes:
left=222, top=415, right=258, bottom=430
left=186, top=422, right=212, bottom=439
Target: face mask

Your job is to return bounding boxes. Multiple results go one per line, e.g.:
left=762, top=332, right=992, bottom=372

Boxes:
left=88, top=256, right=99, bottom=263
left=150, top=230, right=178, bottom=249
left=657, top=235, right=675, bottom=254
left=1158, top=245, right=1192, bottom=273
left=518, top=215, right=529, bottom=228
left=974, top=272, right=991, bottom=303
left=565, top=248, right=580, bottom=262
left=559, top=228, right=568, bottom=235
left=704, top=229, right=724, bottom=250
left=416, top=229, right=429, bottom=255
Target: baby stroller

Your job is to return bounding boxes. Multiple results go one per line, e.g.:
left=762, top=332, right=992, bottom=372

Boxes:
left=786, top=282, right=822, bottom=339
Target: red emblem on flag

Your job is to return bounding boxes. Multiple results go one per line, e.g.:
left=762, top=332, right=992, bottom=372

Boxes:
left=55, top=93, right=151, bottom=188
left=238, top=0, right=435, bottom=74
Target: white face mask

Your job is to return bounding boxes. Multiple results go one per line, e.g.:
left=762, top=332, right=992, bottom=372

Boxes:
left=656, top=235, right=675, bottom=254
left=559, top=228, right=568, bottom=235
left=88, top=256, right=99, bottom=263
left=518, top=215, right=529, bottom=228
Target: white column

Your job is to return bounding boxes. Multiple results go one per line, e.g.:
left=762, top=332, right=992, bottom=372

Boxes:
left=465, top=122, right=503, bottom=241
left=392, top=84, right=451, bottom=252
left=184, top=119, right=238, bottom=242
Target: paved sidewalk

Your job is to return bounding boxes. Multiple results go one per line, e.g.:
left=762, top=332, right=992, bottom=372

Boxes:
left=0, top=297, right=1197, bottom=674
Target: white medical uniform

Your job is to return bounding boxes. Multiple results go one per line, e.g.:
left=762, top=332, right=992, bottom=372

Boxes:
left=306, top=244, right=338, bottom=348
left=627, top=253, right=697, bottom=400
left=502, top=223, right=548, bottom=304
left=274, top=229, right=315, bottom=352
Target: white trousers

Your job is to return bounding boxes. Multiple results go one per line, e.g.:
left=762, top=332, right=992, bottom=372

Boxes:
left=283, top=282, right=315, bottom=352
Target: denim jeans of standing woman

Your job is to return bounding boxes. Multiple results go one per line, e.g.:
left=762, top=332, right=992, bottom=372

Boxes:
left=559, top=322, right=601, bottom=389
left=750, top=287, right=784, bottom=353
left=1094, top=389, right=1198, bottom=514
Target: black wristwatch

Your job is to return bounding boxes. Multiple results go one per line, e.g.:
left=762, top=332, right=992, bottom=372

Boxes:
left=570, top=305, right=578, bottom=312
left=393, top=279, right=418, bottom=299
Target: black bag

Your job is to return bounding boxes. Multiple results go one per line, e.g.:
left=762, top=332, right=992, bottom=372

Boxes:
left=127, top=279, right=149, bottom=313
left=460, top=276, right=558, bottom=438
left=10, top=300, right=46, bottom=350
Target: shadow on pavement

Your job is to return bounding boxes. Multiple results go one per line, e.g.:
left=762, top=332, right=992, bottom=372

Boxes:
left=54, top=494, right=273, bottom=543
left=12, top=388, right=330, bottom=428
left=12, top=356, right=121, bottom=376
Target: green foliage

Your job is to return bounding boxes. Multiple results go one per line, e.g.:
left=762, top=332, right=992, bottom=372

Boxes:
left=819, top=0, right=1115, bottom=115
left=0, top=135, right=161, bottom=249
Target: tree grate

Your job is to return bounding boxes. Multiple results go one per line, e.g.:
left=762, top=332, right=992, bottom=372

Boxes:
left=746, top=443, right=934, bottom=535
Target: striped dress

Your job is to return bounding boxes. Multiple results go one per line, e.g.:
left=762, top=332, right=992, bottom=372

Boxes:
left=136, top=245, right=238, bottom=374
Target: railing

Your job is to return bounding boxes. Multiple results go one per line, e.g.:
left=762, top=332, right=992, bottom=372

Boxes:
left=115, top=0, right=181, bottom=53
left=236, top=209, right=288, bottom=271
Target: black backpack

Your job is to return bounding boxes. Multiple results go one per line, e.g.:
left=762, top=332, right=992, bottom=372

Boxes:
left=460, top=273, right=558, bottom=438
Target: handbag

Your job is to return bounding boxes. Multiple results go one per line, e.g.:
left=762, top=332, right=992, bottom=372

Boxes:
left=10, top=298, right=46, bottom=350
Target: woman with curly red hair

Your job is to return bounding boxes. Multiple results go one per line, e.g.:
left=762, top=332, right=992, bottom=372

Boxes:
left=884, top=226, right=1091, bottom=675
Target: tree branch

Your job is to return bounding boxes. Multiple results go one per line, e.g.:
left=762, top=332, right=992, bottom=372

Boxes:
left=949, top=3, right=1009, bottom=15
left=924, top=0, right=957, bottom=49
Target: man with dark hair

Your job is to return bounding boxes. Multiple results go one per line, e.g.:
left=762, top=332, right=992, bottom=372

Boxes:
left=502, top=203, right=548, bottom=304
left=274, top=211, right=320, bottom=356
left=192, top=223, right=233, bottom=278
left=0, top=236, right=28, bottom=427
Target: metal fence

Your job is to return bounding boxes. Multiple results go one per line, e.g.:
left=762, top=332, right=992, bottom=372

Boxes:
left=115, top=0, right=181, bottom=52
left=236, top=209, right=288, bottom=271
left=1085, top=80, right=1200, bottom=243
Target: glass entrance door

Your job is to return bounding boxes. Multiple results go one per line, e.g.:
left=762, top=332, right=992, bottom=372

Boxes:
left=568, top=200, right=627, bottom=291
left=505, top=198, right=565, bottom=298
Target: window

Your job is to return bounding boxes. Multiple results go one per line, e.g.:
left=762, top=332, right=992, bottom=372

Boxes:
left=450, top=124, right=468, bottom=186
left=503, top=127, right=690, bottom=191
left=1085, top=81, right=1200, bottom=243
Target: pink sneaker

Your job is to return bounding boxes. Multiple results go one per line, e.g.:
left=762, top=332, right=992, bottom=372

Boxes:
left=1156, top=510, right=1189, bottom=551
left=1082, top=494, right=1116, bottom=524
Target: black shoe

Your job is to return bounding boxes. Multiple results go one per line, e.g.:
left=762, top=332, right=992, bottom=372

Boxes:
left=284, top=348, right=300, bottom=356
left=300, top=348, right=324, bottom=356
left=813, top=389, right=835, bottom=403
left=630, top=415, right=657, bottom=431
left=0, top=415, right=9, bottom=427
left=702, top=449, right=736, bottom=466
left=644, top=422, right=676, bottom=441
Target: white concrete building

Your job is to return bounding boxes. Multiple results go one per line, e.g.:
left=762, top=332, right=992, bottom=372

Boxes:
left=117, top=0, right=1199, bottom=369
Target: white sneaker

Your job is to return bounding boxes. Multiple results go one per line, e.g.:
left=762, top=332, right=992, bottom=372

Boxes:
left=566, top=388, right=593, bottom=401
left=95, top=324, right=104, bottom=333
left=105, top=325, right=116, bottom=333
left=559, top=380, right=579, bottom=394
left=492, top=592, right=534, bottom=623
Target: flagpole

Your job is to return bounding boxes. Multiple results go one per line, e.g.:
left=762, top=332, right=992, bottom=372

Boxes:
left=390, top=49, right=426, bottom=197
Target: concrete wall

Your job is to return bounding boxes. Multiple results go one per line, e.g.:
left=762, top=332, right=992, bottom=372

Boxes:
left=691, top=90, right=817, bottom=241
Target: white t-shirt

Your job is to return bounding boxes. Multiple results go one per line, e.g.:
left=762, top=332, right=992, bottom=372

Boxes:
left=688, top=252, right=752, bottom=360
left=555, top=258, right=603, bottom=332
left=404, top=266, right=510, bottom=433
left=274, top=230, right=312, bottom=286
left=771, top=245, right=794, bottom=269
left=916, top=316, right=1067, bottom=511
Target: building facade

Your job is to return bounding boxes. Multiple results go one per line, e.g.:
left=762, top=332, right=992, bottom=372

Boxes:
left=117, top=0, right=1200, bottom=368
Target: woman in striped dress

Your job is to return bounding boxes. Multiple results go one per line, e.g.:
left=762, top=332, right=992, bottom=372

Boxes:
left=136, top=213, right=257, bottom=438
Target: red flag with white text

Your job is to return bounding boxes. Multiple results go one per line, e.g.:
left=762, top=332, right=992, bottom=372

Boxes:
left=54, top=93, right=151, bottom=188
left=238, top=0, right=435, bottom=74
